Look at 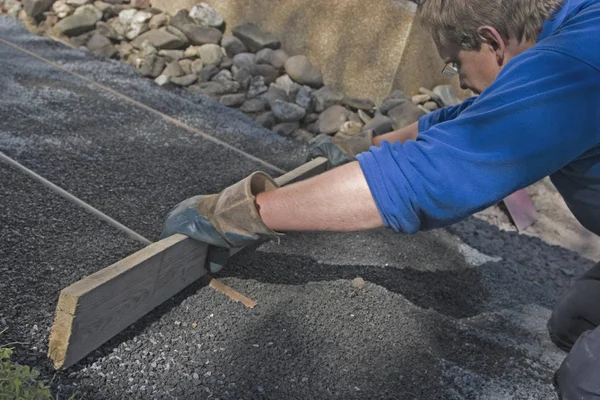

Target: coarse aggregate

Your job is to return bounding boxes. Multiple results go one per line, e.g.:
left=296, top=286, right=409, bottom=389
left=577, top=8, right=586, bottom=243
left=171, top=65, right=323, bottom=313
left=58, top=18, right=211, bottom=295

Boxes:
left=1, top=16, right=596, bottom=400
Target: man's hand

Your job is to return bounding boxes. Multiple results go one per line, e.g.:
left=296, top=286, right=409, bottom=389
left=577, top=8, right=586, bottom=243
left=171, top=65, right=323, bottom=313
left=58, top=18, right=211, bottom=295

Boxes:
left=160, top=172, right=282, bottom=272
left=308, top=130, right=373, bottom=169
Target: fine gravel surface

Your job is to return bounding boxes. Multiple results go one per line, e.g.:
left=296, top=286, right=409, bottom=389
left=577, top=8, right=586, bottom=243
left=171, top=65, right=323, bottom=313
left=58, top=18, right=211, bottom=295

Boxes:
left=0, top=16, right=597, bottom=399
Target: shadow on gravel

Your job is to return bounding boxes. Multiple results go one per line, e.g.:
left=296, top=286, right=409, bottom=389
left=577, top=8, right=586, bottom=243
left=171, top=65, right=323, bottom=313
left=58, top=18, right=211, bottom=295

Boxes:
left=224, top=250, right=489, bottom=319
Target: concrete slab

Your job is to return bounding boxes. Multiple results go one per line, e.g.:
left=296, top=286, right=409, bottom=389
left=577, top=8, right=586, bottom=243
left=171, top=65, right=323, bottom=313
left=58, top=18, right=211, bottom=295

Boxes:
left=0, top=16, right=595, bottom=400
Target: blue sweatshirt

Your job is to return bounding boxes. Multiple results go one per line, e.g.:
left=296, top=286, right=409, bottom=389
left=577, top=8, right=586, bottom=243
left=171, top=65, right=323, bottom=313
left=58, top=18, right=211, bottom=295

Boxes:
left=357, top=0, right=600, bottom=236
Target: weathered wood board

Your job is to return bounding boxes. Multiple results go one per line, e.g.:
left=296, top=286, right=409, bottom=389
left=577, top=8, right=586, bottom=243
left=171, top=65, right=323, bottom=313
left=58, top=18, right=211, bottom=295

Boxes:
left=48, top=157, right=328, bottom=369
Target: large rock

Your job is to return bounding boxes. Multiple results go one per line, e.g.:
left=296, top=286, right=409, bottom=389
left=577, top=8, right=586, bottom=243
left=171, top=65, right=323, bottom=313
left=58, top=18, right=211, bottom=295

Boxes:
left=262, top=85, right=289, bottom=108
left=180, top=24, right=222, bottom=45
left=221, top=34, right=247, bottom=57
left=252, top=64, right=278, bottom=85
left=170, top=74, right=197, bottom=86
left=344, top=96, right=375, bottom=111
left=189, top=2, right=223, bottom=27
left=52, top=7, right=102, bottom=36
left=168, top=9, right=194, bottom=31
left=162, top=61, right=184, bottom=77
left=149, top=12, right=169, bottom=29
left=284, top=55, right=323, bottom=88
left=73, top=4, right=102, bottom=20
left=197, top=44, right=223, bottom=65
left=157, top=49, right=185, bottom=62
left=232, top=52, right=255, bottom=70
left=363, top=114, right=394, bottom=136
left=232, top=22, right=280, bottom=53
left=312, top=86, right=344, bottom=113
left=86, top=32, right=117, bottom=58
left=240, top=98, right=267, bottom=114
left=318, top=105, right=348, bottom=135
left=96, top=20, right=121, bottom=40
left=23, top=0, right=54, bottom=18
left=131, top=28, right=187, bottom=49
left=52, top=1, right=73, bottom=19
left=247, top=76, right=268, bottom=98
left=387, top=102, right=426, bottom=130
left=274, top=74, right=301, bottom=98
left=137, top=54, right=166, bottom=77
left=271, top=100, right=306, bottom=123
left=220, top=93, right=246, bottom=107
left=295, top=85, right=312, bottom=110
left=188, top=81, right=226, bottom=97
left=379, top=98, right=408, bottom=115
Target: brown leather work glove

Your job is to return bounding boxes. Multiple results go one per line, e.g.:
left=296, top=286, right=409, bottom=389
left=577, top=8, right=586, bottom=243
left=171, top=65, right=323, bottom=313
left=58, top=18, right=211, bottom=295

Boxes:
left=160, top=172, right=282, bottom=272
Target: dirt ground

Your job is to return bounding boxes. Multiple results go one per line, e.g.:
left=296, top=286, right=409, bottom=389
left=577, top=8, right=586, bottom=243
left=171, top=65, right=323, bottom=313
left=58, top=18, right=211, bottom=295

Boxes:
left=477, top=178, right=600, bottom=262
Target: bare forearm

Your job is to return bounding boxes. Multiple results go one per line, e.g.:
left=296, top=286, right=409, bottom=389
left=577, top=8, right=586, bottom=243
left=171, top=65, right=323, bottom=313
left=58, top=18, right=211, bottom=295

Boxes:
left=372, top=121, right=419, bottom=146
left=256, top=161, right=383, bottom=232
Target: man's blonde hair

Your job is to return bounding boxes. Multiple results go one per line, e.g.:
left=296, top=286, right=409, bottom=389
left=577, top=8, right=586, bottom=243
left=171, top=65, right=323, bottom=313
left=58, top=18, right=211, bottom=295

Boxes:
left=418, top=0, right=565, bottom=50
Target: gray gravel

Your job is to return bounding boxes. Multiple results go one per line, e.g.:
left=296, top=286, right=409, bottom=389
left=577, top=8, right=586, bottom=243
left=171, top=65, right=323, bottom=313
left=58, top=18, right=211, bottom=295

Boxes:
left=0, top=16, right=596, bottom=399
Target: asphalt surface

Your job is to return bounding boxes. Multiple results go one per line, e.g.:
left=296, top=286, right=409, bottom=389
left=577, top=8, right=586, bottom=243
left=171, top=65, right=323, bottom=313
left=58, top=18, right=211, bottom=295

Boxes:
left=0, top=16, right=596, bottom=399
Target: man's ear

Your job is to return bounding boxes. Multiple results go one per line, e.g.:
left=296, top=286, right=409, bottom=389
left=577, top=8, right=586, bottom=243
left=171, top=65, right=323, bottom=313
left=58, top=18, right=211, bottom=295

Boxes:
left=477, top=26, right=506, bottom=65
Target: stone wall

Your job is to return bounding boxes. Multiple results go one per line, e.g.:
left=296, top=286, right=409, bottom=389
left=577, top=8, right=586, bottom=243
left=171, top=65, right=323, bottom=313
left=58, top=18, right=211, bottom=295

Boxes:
left=150, top=0, right=466, bottom=104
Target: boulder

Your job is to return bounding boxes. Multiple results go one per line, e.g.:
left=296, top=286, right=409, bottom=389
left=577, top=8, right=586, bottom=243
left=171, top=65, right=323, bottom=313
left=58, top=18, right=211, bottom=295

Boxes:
left=137, top=54, right=166, bottom=78
left=387, top=102, right=425, bottom=130
left=157, top=49, right=185, bottom=62
left=190, top=59, right=204, bottom=74
left=295, top=85, right=313, bottom=110
left=318, top=105, right=348, bottom=135
left=131, top=29, right=187, bottom=49
left=312, top=86, right=344, bottom=113
left=274, top=74, right=301, bottom=99
left=188, top=81, right=226, bottom=97
left=252, top=64, right=278, bottom=85
left=86, top=32, right=117, bottom=58
left=179, top=59, right=193, bottom=74
left=263, top=85, right=290, bottom=108
left=362, top=114, right=393, bottom=136
left=180, top=24, right=222, bottom=45
left=52, top=1, right=73, bottom=19
left=232, top=22, right=280, bottom=53
left=189, top=2, right=223, bottom=28
left=220, top=93, right=246, bottom=107
left=284, top=55, right=323, bottom=88
left=240, top=98, right=267, bottom=114
left=232, top=52, right=255, bottom=70
left=247, top=76, right=268, bottom=98
left=379, top=98, right=407, bottom=115
left=271, top=100, right=306, bottom=122
left=52, top=8, right=101, bottom=36
left=95, top=21, right=121, bottom=40
left=23, top=0, right=54, bottom=18
left=149, top=12, right=169, bottom=29
left=73, top=4, right=102, bottom=20
left=197, top=43, right=223, bottom=66
left=221, top=35, right=247, bottom=57
left=255, top=111, right=276, bottom=129
left=219, top=57, right=233, bottom=69
left=255, top=48, right=273, bottom=65
left=211, top=69, right=232, bottom=83
left=170, top=74, right=197, bottom=86
left=269, top=49, right=289, bottom=70
left=169, top=9, right=194, bottom=31
left=198, top=65, right=219, bottom=81
left=272, top=122, right=300, bottom=136
left=162, top=61, right=184, bottom=77
left=343, top=96, right=375, bottom=111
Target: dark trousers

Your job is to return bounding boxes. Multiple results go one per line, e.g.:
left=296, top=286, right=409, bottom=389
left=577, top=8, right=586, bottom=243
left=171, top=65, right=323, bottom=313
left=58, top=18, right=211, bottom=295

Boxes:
left=548, top=262, right=600, bottom=399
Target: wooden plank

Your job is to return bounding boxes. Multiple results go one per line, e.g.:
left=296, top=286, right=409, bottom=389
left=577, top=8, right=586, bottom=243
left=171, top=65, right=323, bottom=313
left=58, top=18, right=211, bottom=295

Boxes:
left=274, top=156, right=327, bottom=186
left=48, top=157, right=329, bottom=369
left=48, top=234, right=208, bottom=369
left=503, top=189, right=538, bottom=232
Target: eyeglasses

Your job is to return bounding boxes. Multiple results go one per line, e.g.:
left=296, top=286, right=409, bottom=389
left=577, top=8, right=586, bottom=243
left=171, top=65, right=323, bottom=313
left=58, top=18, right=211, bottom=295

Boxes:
left=441, top=62, right=459, bottom=77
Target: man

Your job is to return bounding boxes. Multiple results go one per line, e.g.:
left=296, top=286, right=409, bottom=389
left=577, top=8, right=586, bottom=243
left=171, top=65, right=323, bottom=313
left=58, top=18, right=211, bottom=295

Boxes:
left=162, top=0, right=600, bottom=397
